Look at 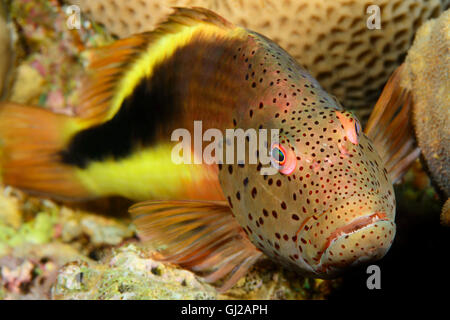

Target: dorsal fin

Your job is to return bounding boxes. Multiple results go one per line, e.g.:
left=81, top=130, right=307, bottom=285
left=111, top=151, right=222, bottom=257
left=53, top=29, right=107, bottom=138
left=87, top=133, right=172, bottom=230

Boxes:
left=77, top=7, right=235, bottom=126
left=130, top=200, right=262, bottom=292
left=365, top=64, right=421, bottom=183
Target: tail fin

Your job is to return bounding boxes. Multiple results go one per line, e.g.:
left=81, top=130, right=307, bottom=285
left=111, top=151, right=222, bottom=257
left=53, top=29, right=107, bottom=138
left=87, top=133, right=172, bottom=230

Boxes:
left=0, top=102, right=90, bottom=200
left=365, top=64, right=421, bottom=184
left=130, top=200, right=262, bottom=292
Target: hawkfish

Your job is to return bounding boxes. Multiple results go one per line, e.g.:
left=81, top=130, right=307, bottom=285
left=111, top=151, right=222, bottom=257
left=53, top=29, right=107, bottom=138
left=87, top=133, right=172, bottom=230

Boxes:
left=0, top=8, right=419, bottom=291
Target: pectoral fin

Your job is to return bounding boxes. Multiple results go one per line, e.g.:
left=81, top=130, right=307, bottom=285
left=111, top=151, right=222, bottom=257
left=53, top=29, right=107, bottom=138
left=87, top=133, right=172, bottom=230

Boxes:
left=130, top=200, right=262, bottom=292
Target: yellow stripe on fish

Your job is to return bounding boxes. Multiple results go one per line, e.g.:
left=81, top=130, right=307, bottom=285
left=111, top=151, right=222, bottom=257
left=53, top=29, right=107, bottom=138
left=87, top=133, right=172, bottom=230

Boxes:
left=75, top=143, right=222, bottom=201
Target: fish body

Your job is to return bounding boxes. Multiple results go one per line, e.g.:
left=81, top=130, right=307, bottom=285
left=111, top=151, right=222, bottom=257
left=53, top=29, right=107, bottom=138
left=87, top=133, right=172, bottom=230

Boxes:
left=0, top=8, right=417, bottom=290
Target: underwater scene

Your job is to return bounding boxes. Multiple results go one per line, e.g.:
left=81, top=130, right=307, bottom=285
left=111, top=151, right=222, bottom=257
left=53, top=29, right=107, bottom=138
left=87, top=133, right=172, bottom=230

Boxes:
left=0, top=0, right=448, bottom=302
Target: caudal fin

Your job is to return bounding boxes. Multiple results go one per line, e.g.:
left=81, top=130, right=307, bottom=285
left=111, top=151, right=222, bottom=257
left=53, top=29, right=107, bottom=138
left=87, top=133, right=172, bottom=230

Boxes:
left=365, top=64, right=421, bottom=184
left=130, top=200, right=262, bottom=292
left=0, top=102, right=90, bottom=200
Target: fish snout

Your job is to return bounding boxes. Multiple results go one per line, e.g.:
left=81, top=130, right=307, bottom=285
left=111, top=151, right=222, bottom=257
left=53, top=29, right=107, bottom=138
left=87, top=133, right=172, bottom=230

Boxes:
left=297, top=212, right=396, bottom=277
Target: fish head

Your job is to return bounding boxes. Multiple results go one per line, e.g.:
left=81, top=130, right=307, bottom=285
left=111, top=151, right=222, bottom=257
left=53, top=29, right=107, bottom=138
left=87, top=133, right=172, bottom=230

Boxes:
left=219, top=101, right=396, bottom=278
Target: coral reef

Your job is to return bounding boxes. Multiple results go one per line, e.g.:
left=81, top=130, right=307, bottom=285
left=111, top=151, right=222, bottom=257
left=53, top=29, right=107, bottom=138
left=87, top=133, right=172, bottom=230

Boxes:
left=0, top=187, right=136, bottom=299
left=50, top=243, right=337, bottom=300
left=68, top=0, right=449, bottom=117
left=401, top=9, right=450, bottom=201
left=0, top=1, right=339, bottom=299
left=6, top=0, right=112, bottom=113
left=1, top=0, right=447, bottom=300
left=51, top=244, right=218, bottom=300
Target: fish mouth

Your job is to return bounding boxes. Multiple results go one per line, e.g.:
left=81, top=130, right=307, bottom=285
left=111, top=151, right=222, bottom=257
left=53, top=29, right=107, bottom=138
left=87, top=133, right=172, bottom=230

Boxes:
left=313, top=212, right=394, bottom=275
left=323, top=212, right=388, bottom=251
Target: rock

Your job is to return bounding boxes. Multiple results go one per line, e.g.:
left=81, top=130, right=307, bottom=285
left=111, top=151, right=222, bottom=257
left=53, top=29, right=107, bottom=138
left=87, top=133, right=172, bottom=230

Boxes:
left=0, top=186, right=135, bottom=299
left=51, top=244, right=218, bottom=300
left=58, top=206, right=134, bottom=246
left=0, top=187, right=22, bottom=228
left=51, top=243, right=338, bottom=300
left=8, top=63, right=45, bottom=105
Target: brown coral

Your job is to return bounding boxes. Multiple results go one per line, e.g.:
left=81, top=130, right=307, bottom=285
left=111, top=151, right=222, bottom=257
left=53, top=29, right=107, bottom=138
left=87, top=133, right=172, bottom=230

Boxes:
left=69, top=0, right=449, bottom=116
left=442, top=198, right=450, bottom=226
left=401, top=9, right=450, bottom=198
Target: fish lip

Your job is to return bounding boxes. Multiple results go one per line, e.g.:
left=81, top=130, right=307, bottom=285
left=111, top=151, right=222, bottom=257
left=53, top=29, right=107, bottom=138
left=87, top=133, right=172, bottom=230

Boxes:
left=313, top=212, right=389, bottom=273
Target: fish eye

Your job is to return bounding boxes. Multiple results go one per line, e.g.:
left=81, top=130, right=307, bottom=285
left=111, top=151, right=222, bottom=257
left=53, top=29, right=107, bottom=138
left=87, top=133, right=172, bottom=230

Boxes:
left=335, top=111, right=360, bottom=145
left=270, top=144, right=296, bottom=175
left=271, top=145, right=286, bottom=165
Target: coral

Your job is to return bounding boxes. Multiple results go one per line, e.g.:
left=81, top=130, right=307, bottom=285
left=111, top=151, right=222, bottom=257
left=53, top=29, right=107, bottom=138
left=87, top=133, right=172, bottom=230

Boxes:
left=0, top=188, right=22, bottom=228
left=68, top=0, right=449, bottom=116
left=0, top=185, right=336, bottom=300
left=51, top=244, right=218, bottom=300
left=0, top=185, right=135, bottom=299
left=0, top=184, right=337, bottom=300
left=220, top=258, right=339, bottom=300
left=8, top=64, right=45, bottom=105
left=401, top=9, right=450, bottom=198
left=7, top=0, right=112, bottom=111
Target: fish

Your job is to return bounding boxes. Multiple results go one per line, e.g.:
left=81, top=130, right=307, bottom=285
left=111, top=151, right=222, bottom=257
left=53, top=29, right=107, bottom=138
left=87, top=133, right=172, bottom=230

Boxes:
left=0, top=7, right=419, bottom=291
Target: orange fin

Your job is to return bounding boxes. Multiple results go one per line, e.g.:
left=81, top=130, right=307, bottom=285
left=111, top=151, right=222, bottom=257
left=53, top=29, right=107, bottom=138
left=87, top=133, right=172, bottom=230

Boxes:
left=165, top=6, right=234, bottom=29
left=78, top=7, right=234, bottom=125
left=130, top=200, right=262, bottom=292
left=365, top=64, right=421, bottom=184
left=0, top=102, right=89, bottom=200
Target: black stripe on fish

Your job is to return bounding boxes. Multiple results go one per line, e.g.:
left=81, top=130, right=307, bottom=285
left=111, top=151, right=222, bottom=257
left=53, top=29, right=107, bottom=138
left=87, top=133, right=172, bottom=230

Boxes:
left=60, top=54, right=183, bottom=168
left=59, top=37, right=238, bottom=168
